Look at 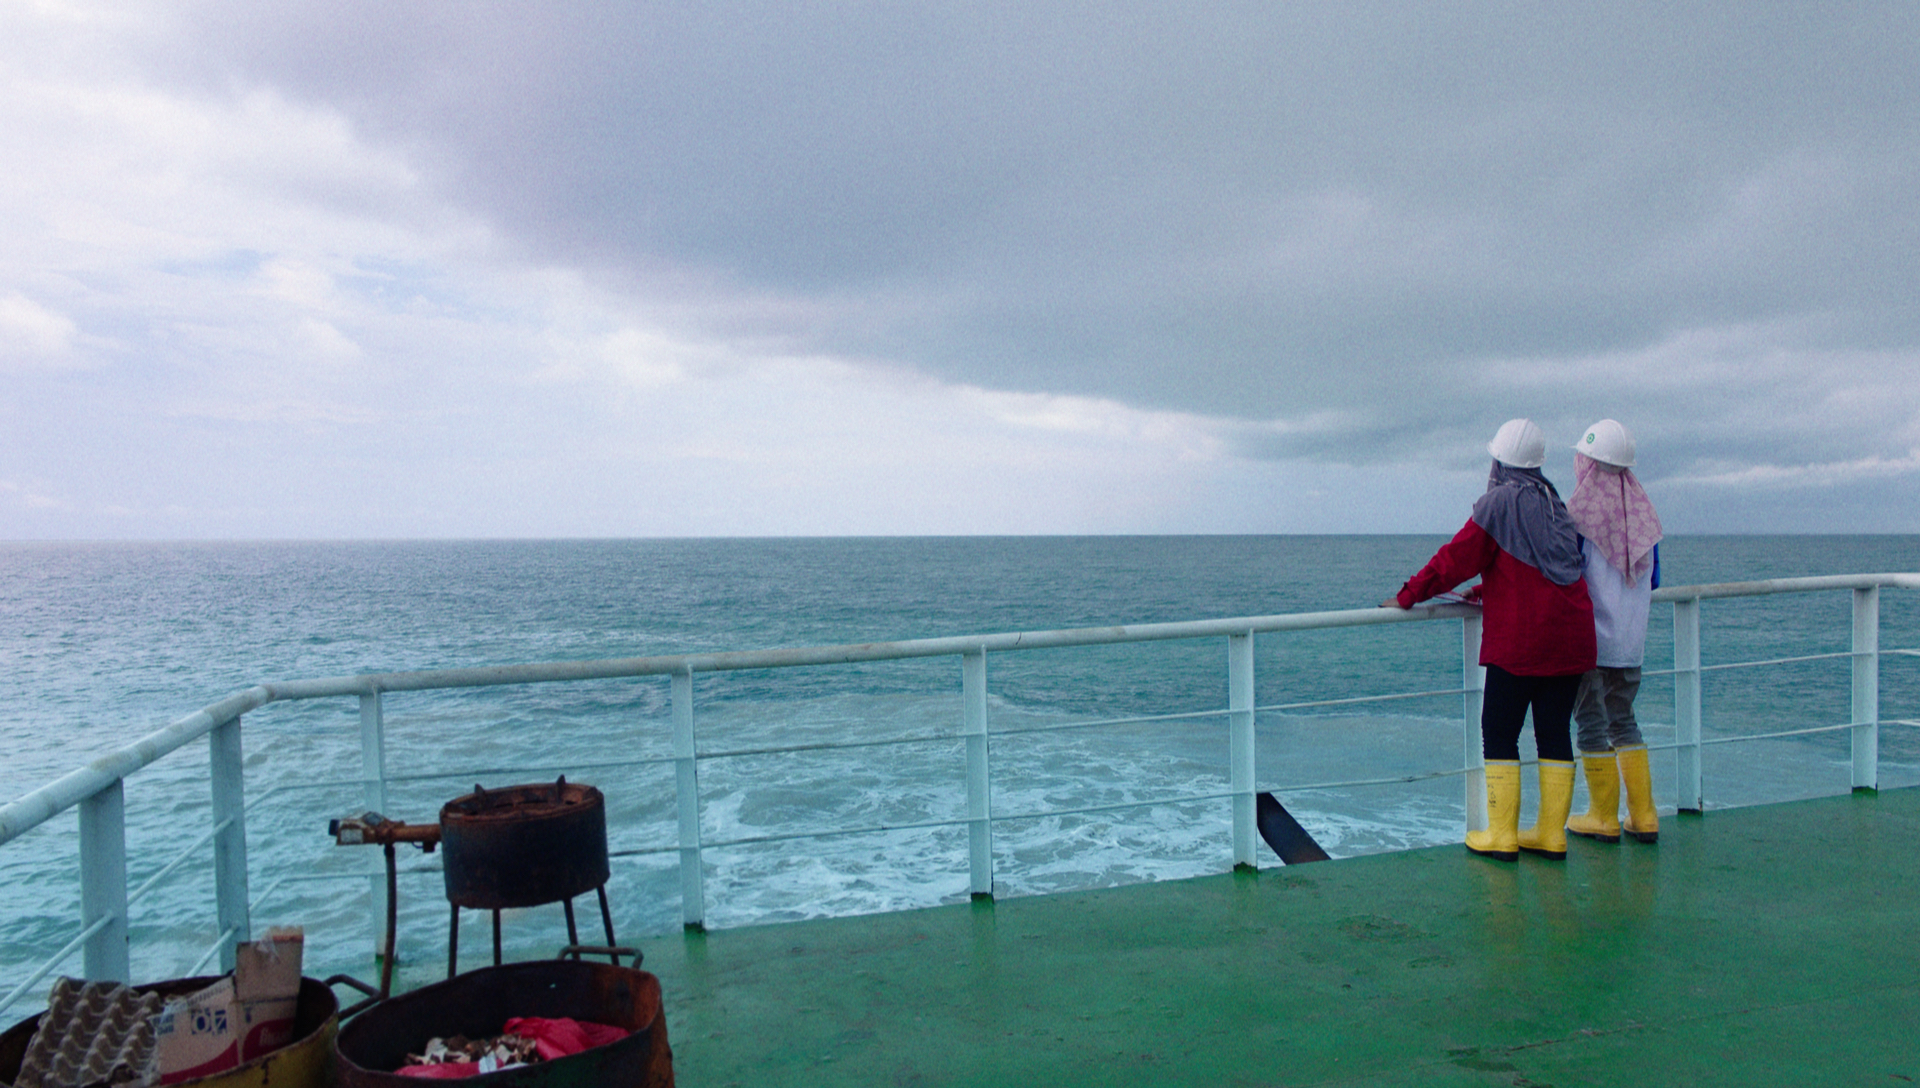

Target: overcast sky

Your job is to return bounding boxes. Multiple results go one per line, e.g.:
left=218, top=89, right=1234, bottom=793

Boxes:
left=4, top=1, right=1918, bottom=538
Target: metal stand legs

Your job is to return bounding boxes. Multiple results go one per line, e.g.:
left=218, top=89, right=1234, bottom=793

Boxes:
left=447, top=883, right=621, bottom=977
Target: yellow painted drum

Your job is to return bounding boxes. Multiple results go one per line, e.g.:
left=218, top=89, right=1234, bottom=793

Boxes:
left=0, top=975, right=338, bottom=1088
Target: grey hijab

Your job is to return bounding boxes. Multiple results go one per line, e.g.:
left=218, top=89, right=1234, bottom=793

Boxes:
left=1470, top=461, right=1585, bottom=586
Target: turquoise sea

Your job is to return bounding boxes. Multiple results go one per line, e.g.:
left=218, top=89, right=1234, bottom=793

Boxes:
left=1, top=535, right=1916, bottom=1013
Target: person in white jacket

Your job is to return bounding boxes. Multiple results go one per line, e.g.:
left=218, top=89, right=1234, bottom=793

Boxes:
left=1563, top=419, right=1665, bottom=844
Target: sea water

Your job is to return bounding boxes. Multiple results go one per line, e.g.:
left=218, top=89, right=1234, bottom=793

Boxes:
left=1, top=536, right=1915, bottom=1011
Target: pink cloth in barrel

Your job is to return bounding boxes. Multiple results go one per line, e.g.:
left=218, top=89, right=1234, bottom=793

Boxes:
left=501, top=1017, right=629, bottom=1061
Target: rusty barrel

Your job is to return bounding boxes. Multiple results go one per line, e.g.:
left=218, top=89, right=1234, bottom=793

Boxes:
left=334, top=959, right=673, bottom=1087
left=439, top=780, right=609, bottom=910
left=0, top=976, right=338, bottom=1088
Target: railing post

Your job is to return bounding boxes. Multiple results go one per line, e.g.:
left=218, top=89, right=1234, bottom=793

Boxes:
left=673, top=667, right=706, bottom=929
left=209, top=714, right=251, bottom=971
left=963, top=649, right=993, bottom=898
left=79, top=780, right=130, bottom=983
left=1853, top=586, right=1880, bottom=793
left=1462, top=613, right=1486, bottom=830
left=1228, top=633, right=1256, bottom=868
left=359, top=692, right=390, bottom=960
left=1673, top=597, right=1703, bottom=813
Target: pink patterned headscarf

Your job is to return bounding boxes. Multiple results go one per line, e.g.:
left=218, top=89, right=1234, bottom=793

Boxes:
left=1567, top=453, right=1663, bottom=585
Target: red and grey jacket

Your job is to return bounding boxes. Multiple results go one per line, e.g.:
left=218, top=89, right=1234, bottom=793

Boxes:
left=1395, top=519, right=1597, bottom=677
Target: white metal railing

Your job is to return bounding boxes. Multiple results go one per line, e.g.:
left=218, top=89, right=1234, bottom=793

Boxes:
left=3, top=571, right=1915, bottom=1015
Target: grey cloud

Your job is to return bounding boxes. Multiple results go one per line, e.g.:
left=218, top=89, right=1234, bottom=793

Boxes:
left=152, top=1, right=1920, bottom=487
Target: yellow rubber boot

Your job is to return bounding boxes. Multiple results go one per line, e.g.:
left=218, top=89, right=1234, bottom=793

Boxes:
left=1465, top=760, right=1520, bottom=862
left=1566, top=752, right=1622, bottom=843
left=1518, top=760, right=1575, bottom=860
left=1619, top=745, right=1659, bottom=843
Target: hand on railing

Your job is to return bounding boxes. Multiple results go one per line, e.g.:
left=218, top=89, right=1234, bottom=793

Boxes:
left=1380, top=586, right=1480, bottom=609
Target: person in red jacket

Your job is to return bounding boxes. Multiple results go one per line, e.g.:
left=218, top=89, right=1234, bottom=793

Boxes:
left=1384, top=418, right=1597, bottom=862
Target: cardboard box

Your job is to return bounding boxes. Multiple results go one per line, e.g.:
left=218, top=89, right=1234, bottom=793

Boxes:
left=153, top=927, right=304, bottom=1084
left=153, top=977, right=238, bottom=1084
left=233, top=927, right=303, bottom=1060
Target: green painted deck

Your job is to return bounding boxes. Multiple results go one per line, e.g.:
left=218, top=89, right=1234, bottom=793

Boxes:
left=641, top=786, right=1920, bottom=1086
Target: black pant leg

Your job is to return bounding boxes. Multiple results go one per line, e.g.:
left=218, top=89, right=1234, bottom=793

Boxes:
left=1528, top=672, right=1583, bottom=763
left=1480, top=664, right=1530, bottom=761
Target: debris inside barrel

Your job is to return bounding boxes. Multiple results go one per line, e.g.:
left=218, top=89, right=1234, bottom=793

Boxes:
left=395, top=1016, right=630, bottom=1078
left=405, top=1032, right=541, bottom=1073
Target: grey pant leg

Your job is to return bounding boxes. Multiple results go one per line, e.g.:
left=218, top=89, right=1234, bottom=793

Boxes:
left=1574, top=667, right=1645, bottom=751
left=1572, top=669, right=1609, bottom=752
left=1601, top=667, right=1644, bottom=749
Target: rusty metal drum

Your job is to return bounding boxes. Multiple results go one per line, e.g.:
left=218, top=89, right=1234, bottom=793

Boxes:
left=439, top=780, right=610, bottom=911
left=333, top=959, right=673, bottom=1087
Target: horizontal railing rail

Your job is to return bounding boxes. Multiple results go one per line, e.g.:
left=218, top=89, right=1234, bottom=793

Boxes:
left=1650, top=572, right=1920, bottom=600
left=3, top=571, right=1915, bottom=1018
left=0, top=600, right=1483, bottom=849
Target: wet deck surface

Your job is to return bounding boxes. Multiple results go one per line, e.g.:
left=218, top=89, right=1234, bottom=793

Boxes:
left=640, top=785, right=1920, bottom=1087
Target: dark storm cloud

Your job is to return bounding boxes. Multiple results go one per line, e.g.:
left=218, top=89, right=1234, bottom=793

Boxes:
left=155, top=1, right=1920, bottom=478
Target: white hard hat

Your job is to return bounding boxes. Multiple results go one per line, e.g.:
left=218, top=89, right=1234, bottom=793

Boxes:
left=1574, top=418, right=1635, bottom=468
left=1487, top=418, right=1546, bottom=468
